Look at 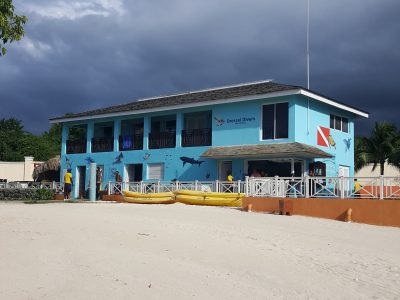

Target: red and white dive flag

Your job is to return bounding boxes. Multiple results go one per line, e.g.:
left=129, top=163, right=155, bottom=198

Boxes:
left=317, top=126, right=330, bottom=147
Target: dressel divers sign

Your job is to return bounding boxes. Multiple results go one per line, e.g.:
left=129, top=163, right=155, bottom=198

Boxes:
left=214, top=116, right=256, bottom=126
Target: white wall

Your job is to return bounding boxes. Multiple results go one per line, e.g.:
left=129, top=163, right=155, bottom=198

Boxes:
left=355, top=163, right=400, bottom=177
left=0, top=157, right=43, bottom=182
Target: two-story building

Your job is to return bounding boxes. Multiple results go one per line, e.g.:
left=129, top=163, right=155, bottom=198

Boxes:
left=50, top=80, right=368, bottom=198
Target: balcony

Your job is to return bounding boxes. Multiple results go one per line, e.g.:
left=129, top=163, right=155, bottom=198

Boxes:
left=182, top=128, right=212, bottom=147
left=92, top=137, right=114, bottom=152
left=119, top=134, right=144, bottom=151
left=149, top=131, right=176, bottom=149
left=66, top=139, right=86, bottom=154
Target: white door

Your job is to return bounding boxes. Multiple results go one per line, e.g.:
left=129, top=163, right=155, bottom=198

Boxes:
left=339, top=165, right=350, bottom=195
left=219, top=161, right=232, bottom=181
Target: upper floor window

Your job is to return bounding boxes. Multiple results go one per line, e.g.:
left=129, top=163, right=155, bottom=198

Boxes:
left=330, top=114, right=348, bottom=133
left=262, top=102, right=288, bottom=140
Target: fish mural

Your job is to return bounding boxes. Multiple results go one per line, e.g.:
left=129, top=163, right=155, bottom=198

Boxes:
left=343, top=138, right=352, bottom=152
left=113, top=152, right=124, bottom=164
left=85, top=157, right=95, bottom=164
left=180, top=156, right=205, bottom=167
left=327, top=135, right=336, bottom=149
left=65, top=157, right=72, bottom=168
left=214, top=117, right=225, bottom=126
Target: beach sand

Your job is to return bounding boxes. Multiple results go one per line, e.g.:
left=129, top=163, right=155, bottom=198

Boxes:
left=0, top=201, right=399, bottom=299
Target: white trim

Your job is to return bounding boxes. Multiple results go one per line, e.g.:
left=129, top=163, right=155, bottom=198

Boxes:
left=50, top=88, right=368, bottom=124
left=300, top=90, right=369, bottom=118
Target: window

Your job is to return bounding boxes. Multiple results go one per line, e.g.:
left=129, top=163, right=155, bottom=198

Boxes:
left=262, top=102, right=288, bottom=140
left=330, top=114, right=349, bottom=133
left=147, top=163, right=164, bottom=180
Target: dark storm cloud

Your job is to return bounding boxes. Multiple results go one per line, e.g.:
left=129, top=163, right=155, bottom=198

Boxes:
left=0, top=0, right=399, bottom=135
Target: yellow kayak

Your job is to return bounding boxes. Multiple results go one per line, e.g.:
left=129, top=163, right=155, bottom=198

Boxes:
left=124, top=196, right=175, bottom=204
left=175, top=189, right=245, bottom=198
left=123, top=191, right=174, bottom=198
left=175, top=194, right=242, bottom=207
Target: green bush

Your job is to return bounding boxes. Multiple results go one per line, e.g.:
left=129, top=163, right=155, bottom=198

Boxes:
left=0, top=189, right=55, bottom=201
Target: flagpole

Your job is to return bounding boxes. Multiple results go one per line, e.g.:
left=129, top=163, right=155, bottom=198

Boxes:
left=306, top=0, right=310, bottom=135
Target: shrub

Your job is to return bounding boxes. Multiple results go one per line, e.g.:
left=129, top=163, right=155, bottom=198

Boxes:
left=0, top=189, right=55, bottom=201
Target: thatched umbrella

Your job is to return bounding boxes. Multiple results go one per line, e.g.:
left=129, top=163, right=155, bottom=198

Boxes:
left=32, top=155, right=60, bottom=181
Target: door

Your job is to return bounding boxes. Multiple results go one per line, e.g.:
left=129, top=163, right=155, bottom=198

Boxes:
left=338, top=165, right=350, bottom=195
left=219, top=161, right=232, bottom=181
left=76, top=166, right=86, bottom=199
left=124, top=164, right=143, bottom=182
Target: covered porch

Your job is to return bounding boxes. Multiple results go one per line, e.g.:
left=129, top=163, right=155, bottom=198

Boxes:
left=201, top=142, right=333, bottom=179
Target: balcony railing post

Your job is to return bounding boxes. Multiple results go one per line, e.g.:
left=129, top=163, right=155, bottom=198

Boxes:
left=215, top=180, right=219, bottom=192
left=140, top=181, right=144, bottom=194
left=237, top=180, right=241, bottom=193
left=195, top=180, right=198, bottom=191
left=340, top=176, right=345, bottom=199
left=274, top=176, right=279, bottom=197
left=107, top=181, right=111, bottom=195
left=379, top=175, right=384, bottom=200
left=305, top=176, right=309, bottom=198
left=245, top=176, right=249, bottom=196
left=157, top=181, right=161, bottom=193
left=176, top=180, right=179, bottom=191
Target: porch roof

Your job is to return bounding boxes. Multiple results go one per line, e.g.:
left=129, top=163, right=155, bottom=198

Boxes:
left=200, top=142, right=333, bottom=159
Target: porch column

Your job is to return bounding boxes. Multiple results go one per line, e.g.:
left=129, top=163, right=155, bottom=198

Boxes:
left=176, top=112, right=183, bottom=148
left=87, top=121, right=94, bottom=153
left=291, top=158, right=295, bottom=176
left=143, top=116, right=150, bottom=150
left=61, top=124, right=68, bottom=155
left=113, top=119, right=121, bottom=152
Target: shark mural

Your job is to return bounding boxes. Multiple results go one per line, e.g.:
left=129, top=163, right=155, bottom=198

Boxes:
left=180, top=156, right=205, bottom=167
left=113, top=152, right=123, bottom=164
left=344, top=138, right=352, bottom=152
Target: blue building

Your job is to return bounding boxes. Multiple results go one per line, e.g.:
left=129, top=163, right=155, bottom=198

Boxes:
left=50, top=80, right=368, bottom=198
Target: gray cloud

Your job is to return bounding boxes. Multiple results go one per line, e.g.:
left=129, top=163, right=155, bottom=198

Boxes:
left=1, top=0, right=399, bottom=135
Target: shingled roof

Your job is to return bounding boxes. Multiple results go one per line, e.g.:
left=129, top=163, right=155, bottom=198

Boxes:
left=50, top=80, right=368, bottom=122
left=200, top=142, right=333, bottom=159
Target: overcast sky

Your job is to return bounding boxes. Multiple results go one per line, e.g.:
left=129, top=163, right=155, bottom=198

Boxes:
left=1, top=0, right=399, bottom=135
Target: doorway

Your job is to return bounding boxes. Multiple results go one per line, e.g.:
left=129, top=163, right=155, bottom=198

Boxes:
left=76, top=166, right=86, bottom=199
left=338, top=165, right=350, bottom=194
left=219, top=161, right=232, bottom=181
left=124, top=164, right=143, bottom=182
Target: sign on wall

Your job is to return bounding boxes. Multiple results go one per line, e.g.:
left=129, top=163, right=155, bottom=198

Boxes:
left=317, top=126, right=336, bottom=149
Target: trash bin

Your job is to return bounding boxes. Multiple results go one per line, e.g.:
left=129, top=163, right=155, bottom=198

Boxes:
left=279, top=199, right=293, bottom=216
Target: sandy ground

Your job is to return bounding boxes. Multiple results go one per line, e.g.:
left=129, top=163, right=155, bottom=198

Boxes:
left=0, top=202, right=399, bottom=300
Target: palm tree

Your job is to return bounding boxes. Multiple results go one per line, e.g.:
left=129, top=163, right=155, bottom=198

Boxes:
left=357, top=122, right=400, bottom=175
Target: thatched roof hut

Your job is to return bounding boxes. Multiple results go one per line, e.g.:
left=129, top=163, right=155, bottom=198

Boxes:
left=32, top=155, right=60, bottom=182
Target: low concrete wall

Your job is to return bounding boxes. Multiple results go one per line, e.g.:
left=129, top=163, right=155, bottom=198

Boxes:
left=242, top=197, right=400, bottom=227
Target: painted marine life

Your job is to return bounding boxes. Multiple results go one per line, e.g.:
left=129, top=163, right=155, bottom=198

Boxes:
left=327, top=135, right=336, bottom=149
left=65, top=157, right=71, bottom=168
left=214, top=117, right=225, bottom=126
left=343, top=138, right=352, bottom=152
left=143, top=153, right=151, bottom=160
left=205, top=172, right=211, bottom=179
left=113, top=152, right=124, bottom=164
left=180, top=156, right=205, bottom=167
left=85, top=157, right=95, bottom=164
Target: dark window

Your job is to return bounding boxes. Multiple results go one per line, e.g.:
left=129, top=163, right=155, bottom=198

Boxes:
left=330, top=115, right=335, bottom=129
left=275, top=103, right=289, bottom=138
left=334, top=116, right=341, bottom=131
left=262, top=105, right=274, bottom=139
left=103, top=126, right=113, bottom=137
left=262, top=103, right=288, bottom=139
left=342, top=118, right=348, bottom=133
left=151, top=121, right=160, bottom=133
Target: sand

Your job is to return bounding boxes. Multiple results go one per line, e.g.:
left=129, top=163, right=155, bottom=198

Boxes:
left=0, top=201, right=399, bottom=300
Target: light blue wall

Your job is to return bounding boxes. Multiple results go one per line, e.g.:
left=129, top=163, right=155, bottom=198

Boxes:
left=294, top=96, right=355, bottom=176
left=59, top=94, right=357, bottom=197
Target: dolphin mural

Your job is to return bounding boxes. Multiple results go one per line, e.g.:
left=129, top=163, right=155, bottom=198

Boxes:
left=85, top=157, right=95, bottom=164
left=343, top=138, right=352, bottom=152
left=180, top=156, right=205, bottom=167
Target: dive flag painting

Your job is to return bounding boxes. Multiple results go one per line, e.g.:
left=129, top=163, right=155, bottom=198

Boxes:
left=317, top=126, right=336, bottom=149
